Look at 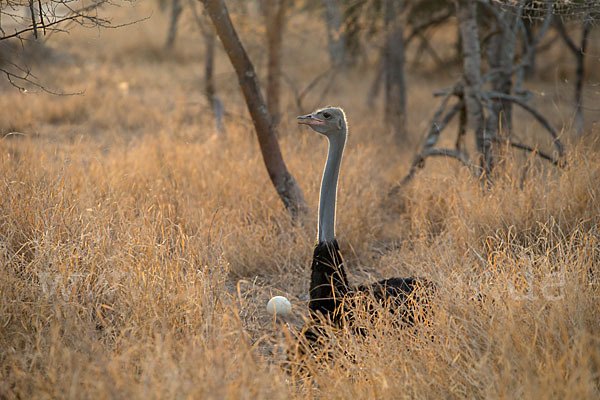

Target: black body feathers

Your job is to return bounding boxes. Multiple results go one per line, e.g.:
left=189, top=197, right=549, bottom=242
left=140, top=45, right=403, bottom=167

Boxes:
left=308, top=240, right=433, bottom=328
left=309, top=240, right=349, bottom=318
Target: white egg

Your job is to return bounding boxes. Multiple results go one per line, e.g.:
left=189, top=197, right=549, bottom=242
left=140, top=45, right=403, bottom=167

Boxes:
left=267, top=296, right=292, bottom=317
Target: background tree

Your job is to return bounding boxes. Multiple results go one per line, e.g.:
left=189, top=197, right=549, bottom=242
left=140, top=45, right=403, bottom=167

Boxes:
left=165, top=0, right=184, bottom=48
left=554, top=13, right=595, bottom=136
left=190, top=0, right=225, bottom=133
left=341, top=0, right=454, bottom=139
left=264, top=0, right=288, bottom=128
left=382, top=0, right=407, bottom=142
left=456, top=0, right=488, bottom=171
left=200, top=0, right=306, bottom=215
left=321, top=0, right=346, bottom=68
left=397, top=0, right=569, bottom=188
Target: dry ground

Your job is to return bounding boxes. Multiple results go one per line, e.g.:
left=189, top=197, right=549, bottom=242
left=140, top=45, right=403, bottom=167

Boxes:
left=1, top=2, right=600, bottom=399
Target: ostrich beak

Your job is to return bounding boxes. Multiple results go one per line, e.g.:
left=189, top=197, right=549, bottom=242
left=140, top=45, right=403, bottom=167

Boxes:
left=297, top=113, right=325, bottom=126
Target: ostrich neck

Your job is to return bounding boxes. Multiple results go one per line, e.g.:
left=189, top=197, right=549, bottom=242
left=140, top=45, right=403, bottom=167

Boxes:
left=318, top=130, right=346, bottom=243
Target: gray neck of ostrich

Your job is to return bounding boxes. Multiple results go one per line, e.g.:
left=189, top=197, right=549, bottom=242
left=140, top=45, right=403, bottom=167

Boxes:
left=318, top=129, right=346, bottom=243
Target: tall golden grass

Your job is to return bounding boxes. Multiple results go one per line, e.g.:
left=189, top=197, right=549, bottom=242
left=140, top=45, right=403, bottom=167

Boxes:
left=1, top=3, right=599, bottom=398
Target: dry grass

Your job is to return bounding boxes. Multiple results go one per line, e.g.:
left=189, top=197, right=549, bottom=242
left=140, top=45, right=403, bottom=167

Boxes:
left=1, top=3, right=600, bottom=399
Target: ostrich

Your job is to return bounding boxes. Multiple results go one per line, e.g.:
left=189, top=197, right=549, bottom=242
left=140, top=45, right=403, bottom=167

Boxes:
left=297, top=106, right=432, bottom=329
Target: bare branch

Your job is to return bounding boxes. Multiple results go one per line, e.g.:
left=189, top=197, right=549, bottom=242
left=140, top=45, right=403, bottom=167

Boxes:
left=0, top=66, right=83, bottom=95
left=1, top=0, right=149, bottom=42
left=396, top=99, right=466, bottom=188
left=283, top=66, right=336, bottom=112
left=2, top=13, right=87, bottom=41
left=405, top=8, right=452, bottom=45
left=553, top=16, right=578, bottom=54
left=28, top=0, right=38, bottom=39
left=523, top=3, right=553, bottom=56
left=433, top=82, right=464, bottom=97
left=413, top=32, right=445, bottom=69
left=189, top=0, right=209, bottom=36
left=486, top=90, right=564, bottom=158
left=38, top=0, right=46, bottom=36
left=418, top=148, right=472, bottom=168
left=515, top=2, right=553, bottom=91
left=399, top=148, right=473, bottom=187
left=425, top=98, right=463, bottom=148
left=478, top=0, right=510, bottom=31
left=0, top=0, right=150, bottom=92
left=492, top=137, right=562, bottom=166
left=481, top=2, right=552, bottom=87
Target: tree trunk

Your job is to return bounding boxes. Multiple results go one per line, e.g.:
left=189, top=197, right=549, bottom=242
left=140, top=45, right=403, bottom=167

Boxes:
left=555, top=16, right=592, bottom=136
left=484, top=4, right=521, bottom=139
left=200, top=0, right=306, bottom=215
left=522, top=18, right=536, bottom=79
left=189, top=1, right=224, bottom=133
left=456, top=0, right=490, bottom=173
left=165, top=0, right=183, bottom=48
left=203, top=25, right=224, bottom=133
left=265, top=0, right=287, bottom=129
left=383, top=0, right=407, bottom=142
left=574, top=19, right=591, bottom=136
left=322, top=0, right=345, bottom=68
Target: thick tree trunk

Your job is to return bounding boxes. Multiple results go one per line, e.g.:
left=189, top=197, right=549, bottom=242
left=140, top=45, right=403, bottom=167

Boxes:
left=322, top=0, right=346, bottom=68
left=484, top=4, right=521, bottom=139
left=165, top=0, right=183, bottom=48
left=456, top=0, right=490, bottom=173
left=200, top=0, right=306, bottom=215
left=383, top=0, right=407, bottom=142
left=265, top=0, right=287, bottom=129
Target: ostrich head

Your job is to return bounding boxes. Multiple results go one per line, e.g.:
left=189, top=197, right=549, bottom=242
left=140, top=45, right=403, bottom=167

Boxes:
left=297, top=107, right=347, bottom=136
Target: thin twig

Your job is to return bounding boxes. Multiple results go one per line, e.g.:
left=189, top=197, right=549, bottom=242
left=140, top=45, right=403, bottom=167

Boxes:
left=515, top=2, right=552, bottom=91
left=393, top=99, right=466, bottom=189
left=491, top=137, right=562, bottom=166
left=414, top=33, right=445, bottom=69
left=310, top=70, right=337, bottom=111
left=418, top=148, right=471, bottom=168
left=405, top=8, right=452, bottom=45
left=481, top=2, right=552, bottom=87
left=283, top=67, right=335, bottom=112
left=424, top=99, right=463, bottom=148
left=553, top=16, right=578, bottom=54
left=433, top=82, right=464, bottom=98
left=1, top=0, right=150, bottom=42
left=1, top=66, right=83, bottom=95
left=399, top=148, right=473, bottom=188
left=486, top=90, right=564, bottom=157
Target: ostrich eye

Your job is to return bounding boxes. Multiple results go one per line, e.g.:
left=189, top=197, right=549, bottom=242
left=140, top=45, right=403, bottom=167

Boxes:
left=323, top=112, right=331, bottom=119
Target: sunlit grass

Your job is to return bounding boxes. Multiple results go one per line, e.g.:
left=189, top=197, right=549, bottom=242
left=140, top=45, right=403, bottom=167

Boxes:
left=1, top=2, right=599, bottom=398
